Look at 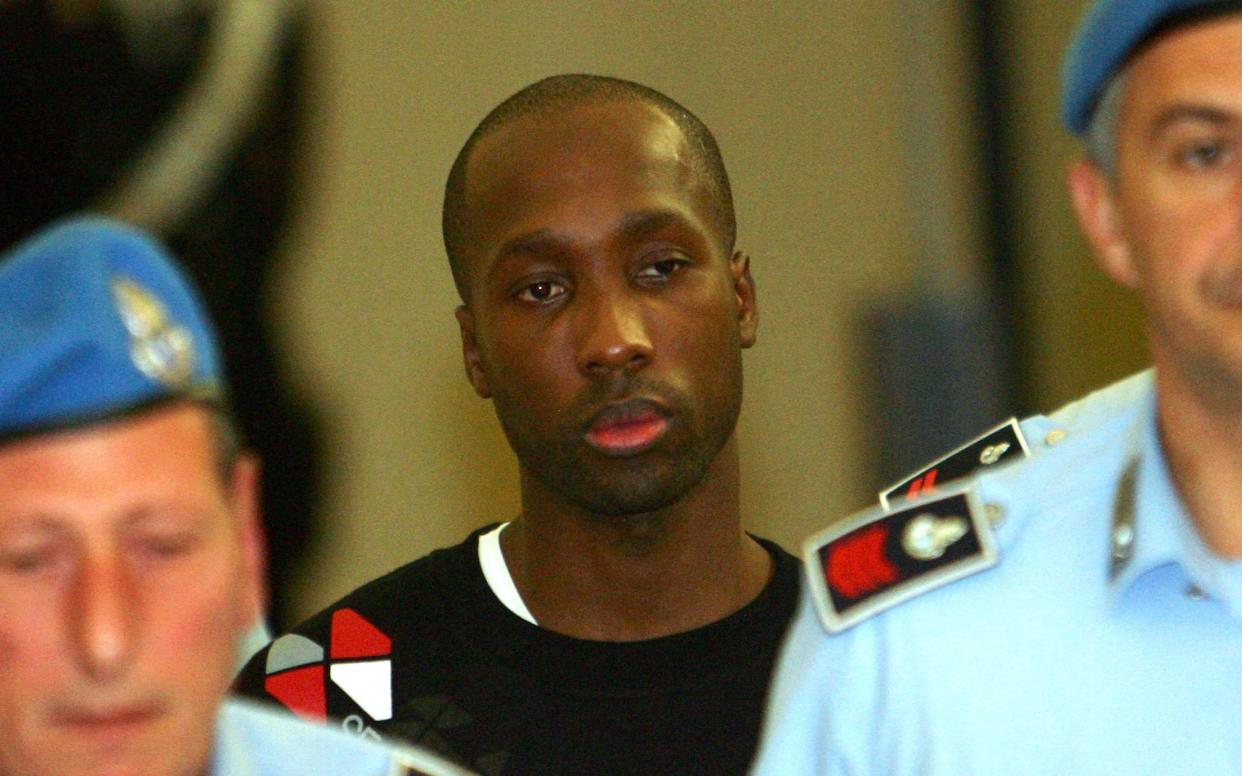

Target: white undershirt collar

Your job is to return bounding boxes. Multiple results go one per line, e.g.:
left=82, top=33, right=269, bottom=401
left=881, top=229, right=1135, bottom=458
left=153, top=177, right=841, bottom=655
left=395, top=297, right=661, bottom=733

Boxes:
left=478, top=522, right=538, bottom=625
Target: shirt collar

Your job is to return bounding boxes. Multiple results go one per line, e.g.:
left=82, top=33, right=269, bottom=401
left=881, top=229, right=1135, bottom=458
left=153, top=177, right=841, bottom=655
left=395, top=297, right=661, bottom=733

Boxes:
left=209, top=702, right=260, bottom=776
left=1110, top=382, right=1242, bottom=620
left=1107, top=396, right=1183, bottom=599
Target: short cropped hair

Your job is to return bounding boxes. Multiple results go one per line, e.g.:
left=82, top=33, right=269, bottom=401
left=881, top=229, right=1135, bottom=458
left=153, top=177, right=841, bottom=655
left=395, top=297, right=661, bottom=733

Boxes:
left=208, top=403, right=243, bottom=487
left=442, top=74, right=736, bottom=301
left=1084, top=71, right=1125, bottom=179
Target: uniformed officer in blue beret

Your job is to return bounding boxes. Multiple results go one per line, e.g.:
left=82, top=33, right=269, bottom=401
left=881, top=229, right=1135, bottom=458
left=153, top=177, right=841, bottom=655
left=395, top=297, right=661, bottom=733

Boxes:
left=0, top=218, right=471, bottom=776
left=751, top=2, right=1242, bottom=773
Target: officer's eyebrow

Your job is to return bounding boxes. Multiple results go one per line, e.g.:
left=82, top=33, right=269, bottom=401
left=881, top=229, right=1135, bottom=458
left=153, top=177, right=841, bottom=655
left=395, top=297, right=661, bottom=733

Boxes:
left=1150, top=104, right=1239, bottom=139
left=0, top=514, right=64, bottom=537
left=121, top=502, right=219, bottom=529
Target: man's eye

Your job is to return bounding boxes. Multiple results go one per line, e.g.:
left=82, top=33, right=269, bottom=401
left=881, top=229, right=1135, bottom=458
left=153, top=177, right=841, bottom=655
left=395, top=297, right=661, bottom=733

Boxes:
left=515, top=280, right=566, bottom=303
left=637, top=258, right=687, bottom=280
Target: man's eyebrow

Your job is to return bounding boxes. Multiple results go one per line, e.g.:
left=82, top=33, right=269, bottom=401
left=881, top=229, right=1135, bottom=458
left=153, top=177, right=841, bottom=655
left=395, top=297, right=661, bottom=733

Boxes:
left=495, top=229, right=566, bottom=261
left=1151, top=104, right=1238, bottom=139
left=485, top=229, right=570, bottom=285
left=489, top=209, right=693, bottom=276
left=618, top=209, right=687, bottom=242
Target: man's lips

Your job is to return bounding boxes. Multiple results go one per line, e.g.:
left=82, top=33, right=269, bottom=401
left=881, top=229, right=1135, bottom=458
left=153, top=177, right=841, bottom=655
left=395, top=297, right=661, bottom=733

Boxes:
left=584, top=399, right=670, bottom=455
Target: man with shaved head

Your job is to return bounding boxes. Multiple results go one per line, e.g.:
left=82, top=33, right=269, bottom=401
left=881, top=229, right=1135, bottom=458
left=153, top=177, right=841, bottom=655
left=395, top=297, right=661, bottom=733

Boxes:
left=237, top=74, right=799, bottom=775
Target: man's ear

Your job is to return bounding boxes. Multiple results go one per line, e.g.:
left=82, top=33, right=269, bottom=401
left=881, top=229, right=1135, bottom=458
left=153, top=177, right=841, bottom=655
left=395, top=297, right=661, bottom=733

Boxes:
left=228, top=454, right=265, bottom=628
left=731, top=251, right=758, bottom=348
left=455, top=305, right=492, bottom=398
left=1068, top=157, right=1141, bottom=289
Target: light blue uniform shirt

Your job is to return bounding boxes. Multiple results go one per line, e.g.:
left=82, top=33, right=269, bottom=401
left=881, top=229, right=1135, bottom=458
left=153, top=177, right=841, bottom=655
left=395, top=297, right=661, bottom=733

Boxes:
left=752, top=371, right=1242, bottom=774
left=212, top=699, right=473, bottom=775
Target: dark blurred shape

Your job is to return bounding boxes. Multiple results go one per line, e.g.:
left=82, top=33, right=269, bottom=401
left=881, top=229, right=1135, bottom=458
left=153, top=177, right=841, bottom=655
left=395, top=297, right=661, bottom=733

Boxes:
left=967, top=0, right=1031, bottom=414
left=861, top=290, right=1011, bottom=486
left=0, top=0, right=319, bottom=629
left=865, top=0, right=1021, bottom=490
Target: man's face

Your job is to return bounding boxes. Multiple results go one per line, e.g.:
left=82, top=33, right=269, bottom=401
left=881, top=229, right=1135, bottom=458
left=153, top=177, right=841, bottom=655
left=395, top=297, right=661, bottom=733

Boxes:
left=0, top=403, right=260, bottom=776
left=1071, top=14, right=1242, bottom=404
left=455, top=100, right=756, bottom=516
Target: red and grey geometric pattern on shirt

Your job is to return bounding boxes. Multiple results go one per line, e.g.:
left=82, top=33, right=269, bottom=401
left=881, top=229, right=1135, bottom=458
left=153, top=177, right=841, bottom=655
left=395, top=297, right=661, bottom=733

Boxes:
left=263, top=608, right=393, bottom=722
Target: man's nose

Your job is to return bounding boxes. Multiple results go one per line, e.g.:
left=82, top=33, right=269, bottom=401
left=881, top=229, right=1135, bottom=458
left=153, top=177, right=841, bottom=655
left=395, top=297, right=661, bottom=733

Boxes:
left=576, top=289, right=654, bottom=378
left=71, top=553, right=137, bottom=680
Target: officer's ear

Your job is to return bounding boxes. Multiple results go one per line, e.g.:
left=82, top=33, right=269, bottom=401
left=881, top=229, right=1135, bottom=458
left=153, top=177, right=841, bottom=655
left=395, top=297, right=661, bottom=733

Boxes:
left=1068, top=157, right=1141, bottom=289
left=227, top=453, right=265, bottom=629
left=731, top=251, right=758, bottom=348
left=455, top=305, right=492, bottom=398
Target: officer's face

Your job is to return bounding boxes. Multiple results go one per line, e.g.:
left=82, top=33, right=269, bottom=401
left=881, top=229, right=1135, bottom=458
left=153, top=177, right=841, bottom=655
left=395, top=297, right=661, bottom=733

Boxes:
left=1071, top=15, right=1242, bottom=403
left=454, top=100, right=757, bottom=516
left=0, top=403, right=260, bottom=776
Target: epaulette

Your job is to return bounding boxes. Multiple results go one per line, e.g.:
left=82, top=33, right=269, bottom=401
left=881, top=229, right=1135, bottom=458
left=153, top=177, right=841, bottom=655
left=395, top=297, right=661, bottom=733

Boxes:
left=879, top=417, right=1030, bottom=509
left=804, top=482, right=999, bottom=633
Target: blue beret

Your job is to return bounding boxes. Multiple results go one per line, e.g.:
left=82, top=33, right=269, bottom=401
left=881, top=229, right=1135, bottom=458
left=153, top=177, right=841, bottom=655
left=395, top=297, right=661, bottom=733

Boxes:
left=0, top=217, right=224, bottom=441
left=1062, top=0, right=1238, bottom=135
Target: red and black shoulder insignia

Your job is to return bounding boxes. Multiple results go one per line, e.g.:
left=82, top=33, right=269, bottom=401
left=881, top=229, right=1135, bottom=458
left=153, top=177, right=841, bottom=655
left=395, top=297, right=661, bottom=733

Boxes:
left=879, top=417, right=1030, bottom=509
left=804, top=483, right=998, bottom=634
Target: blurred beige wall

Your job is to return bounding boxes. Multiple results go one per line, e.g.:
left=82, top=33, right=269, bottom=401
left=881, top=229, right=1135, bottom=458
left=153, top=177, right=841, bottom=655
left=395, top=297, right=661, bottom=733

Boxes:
left=1003, top=2, right=1149, bottom=405
left=273, top=1, right=1146, bottom=619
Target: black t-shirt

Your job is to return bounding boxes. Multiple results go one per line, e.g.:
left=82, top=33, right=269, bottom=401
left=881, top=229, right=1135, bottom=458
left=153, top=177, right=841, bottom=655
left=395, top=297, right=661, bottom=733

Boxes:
left=234, top=526, right=800, bottom=775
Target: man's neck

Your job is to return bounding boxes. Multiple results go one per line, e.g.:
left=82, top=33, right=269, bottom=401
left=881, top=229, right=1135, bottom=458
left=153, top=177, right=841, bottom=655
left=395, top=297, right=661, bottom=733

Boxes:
left=1157, top=367, right=1242, bottom=558
left=500, top=442, right=772, bottom=641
